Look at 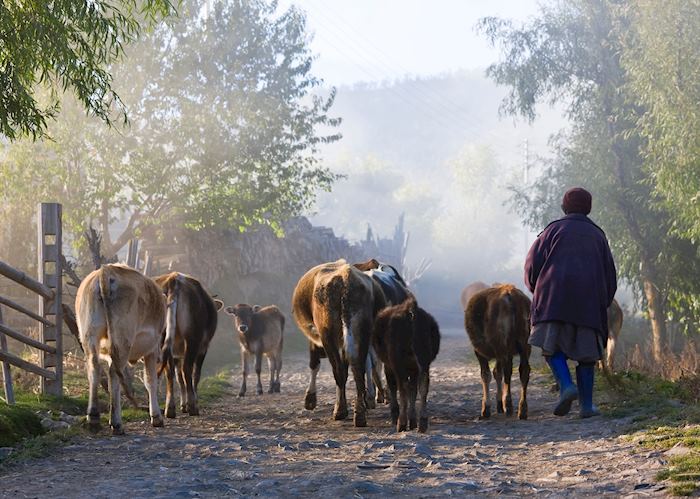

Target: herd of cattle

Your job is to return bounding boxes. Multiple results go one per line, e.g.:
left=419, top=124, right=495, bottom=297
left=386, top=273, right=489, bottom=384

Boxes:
left=74, top=259, right=623, bottom=436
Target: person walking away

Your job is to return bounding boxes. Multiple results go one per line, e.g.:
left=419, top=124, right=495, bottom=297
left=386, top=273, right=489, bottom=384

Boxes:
left=524, top=187, right=617, bottom=418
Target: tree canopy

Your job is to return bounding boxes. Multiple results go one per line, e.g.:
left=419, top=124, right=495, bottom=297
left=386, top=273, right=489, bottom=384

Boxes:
left=0, top=0, right=177, bottom=140
left=0, top=0, right=340, bottom=261
left=480, top=0, right=700, bottom=360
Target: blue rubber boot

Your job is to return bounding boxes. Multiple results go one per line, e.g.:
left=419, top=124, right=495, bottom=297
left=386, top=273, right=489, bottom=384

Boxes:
left=576, top=364, right=601, bottom=418
left=546, top=352, right=578, bottom=416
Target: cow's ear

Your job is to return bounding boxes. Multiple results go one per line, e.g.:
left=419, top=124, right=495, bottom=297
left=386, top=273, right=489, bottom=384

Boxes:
left=213, top=299, right=225, bottom=312
left=225, top=306, right=236, bottom=316
left=252, top=305, right=262, bottom=313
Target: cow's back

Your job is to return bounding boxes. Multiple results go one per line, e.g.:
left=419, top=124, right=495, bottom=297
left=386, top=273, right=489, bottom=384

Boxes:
left=465, top=284, right=530, bottom=359
left=155, top=272, right=218, bottom=354
left=252, top=306, right=285, bottom=352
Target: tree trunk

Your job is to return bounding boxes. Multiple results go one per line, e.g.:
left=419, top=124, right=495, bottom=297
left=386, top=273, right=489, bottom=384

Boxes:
left=642, top=267, right=667, bottom=364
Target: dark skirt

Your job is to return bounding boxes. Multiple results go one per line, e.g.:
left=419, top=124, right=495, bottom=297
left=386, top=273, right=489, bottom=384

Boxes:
left=529, top=321, right=604, bottom=363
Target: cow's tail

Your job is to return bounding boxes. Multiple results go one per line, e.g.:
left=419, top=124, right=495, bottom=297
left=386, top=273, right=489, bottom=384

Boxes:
left=340, top=272, right=359, bottom=363
left=159, top=276, right=179, bottom=377
left=98, top=267, right=135, bottom=403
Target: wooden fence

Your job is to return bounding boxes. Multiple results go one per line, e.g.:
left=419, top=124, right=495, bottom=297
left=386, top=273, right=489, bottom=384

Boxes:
left=0, top=203, right=63, bottom=403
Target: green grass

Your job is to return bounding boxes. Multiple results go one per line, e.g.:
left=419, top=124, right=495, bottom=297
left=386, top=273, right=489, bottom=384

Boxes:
left=600, top=370, right=700, bottom=495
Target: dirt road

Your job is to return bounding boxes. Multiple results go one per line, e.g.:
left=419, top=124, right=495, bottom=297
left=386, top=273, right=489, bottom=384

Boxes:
left=0, top=335, right=666, bottom=497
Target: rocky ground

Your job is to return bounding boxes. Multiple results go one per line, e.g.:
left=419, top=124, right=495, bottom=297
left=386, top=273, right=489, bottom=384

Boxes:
left=0, top=334, right=667, bottom=497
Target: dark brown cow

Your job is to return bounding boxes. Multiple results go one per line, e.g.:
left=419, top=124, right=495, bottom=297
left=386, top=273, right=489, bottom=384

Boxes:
left=154, top=272, right=222, bottom=418
left=464, top=284, right=532, bottom=420
left=603, top=298, right=624, bottom=373
left=373, top=296, right=440, bottom=433
left=292, top=259, right=385, bottom=427
left=460, top=281, right=489, bottom=311
left=224, top=304, right=285, bottom=396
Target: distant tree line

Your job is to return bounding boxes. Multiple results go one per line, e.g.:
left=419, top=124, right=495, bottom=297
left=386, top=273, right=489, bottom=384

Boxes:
left=481, top=0, right=700, bottom=361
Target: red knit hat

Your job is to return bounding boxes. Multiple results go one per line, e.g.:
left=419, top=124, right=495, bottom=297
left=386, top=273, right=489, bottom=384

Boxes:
left=562, top=187, right=592, bottom=215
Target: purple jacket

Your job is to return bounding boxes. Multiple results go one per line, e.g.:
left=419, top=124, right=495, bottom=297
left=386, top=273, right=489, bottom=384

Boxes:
left=524, top=214, right=617, bottom=337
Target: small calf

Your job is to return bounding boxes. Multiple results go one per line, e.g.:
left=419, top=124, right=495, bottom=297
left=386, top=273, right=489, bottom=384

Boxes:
left=464, top=284, right=531, bottom=420
left=225, top=304, right=284, bottom=396
left=373, top=296, right=440, bottom=433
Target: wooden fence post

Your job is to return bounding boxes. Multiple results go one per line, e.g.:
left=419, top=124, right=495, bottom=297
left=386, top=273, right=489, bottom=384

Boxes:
left=126, top=238, right=139, bottom=268
left=0, top=306, right=14, bottom=404
left=38, top=203, right=63, bottom=397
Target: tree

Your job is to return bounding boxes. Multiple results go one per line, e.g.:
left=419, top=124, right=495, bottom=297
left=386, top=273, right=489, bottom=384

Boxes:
left=0, top=0, right=177, bottom=140
left=623, top=0, right=700, bottom=242
left=1, top=0, right=340, bottom=259
left=479, top=0, right=700, bottom=361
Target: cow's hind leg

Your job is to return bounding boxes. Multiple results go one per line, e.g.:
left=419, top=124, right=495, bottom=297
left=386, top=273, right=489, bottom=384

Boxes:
left=176, top=359, right=187, bottom=413
left=107, top=361, right=124, bottom=435
left=305, top=344, right=321, bottom=410
left=364, top=353, right=376, bottom=409
left=274, top=348, right=282, bottom=393
left=267, top=356, right=275, bottom=394
left=238, top=349, right=249, bottom=397
left=322, top=336, right=349, bottom=421
left=193, top=353, right=206, bottom=390
left=408, top=372, right=418, bottom=430
left=476, top=352, right=492, bottom=419
left=502, top=356, right=514, bottom=416
left=183, top=347, right=199, bottom=415
left=164, top=355, right=177, bottom=418
left=493, top=361, right=504, bottom=414
left=417, top=369, right=430, bottom=433
left=348, top=317, right=371, bottom=427
left=254, top=350, right=264, bottom=395
left=385, top=366, right=399, bottom=426
left=518, top=347, right=531, bottom=420
left=372, top=353, right=386, bottom=404
left=396, top=376, right=409, bottom=432
left=86, top=350, right=101, bottom=431
left=144, top=352, right=164, bottom=427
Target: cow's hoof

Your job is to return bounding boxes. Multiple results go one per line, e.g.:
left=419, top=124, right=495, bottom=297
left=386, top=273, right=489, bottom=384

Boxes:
left=187, top=405, right=199, bottom=416
left=181, top=405, right=188, bottom=413
left=151, top=415, right=164, bottom=427
left=165, top=406, right=176, bottom=419
left=376, top=391, right=385, bottom=404
left=354, top=412, right=367, bottom=427
left=304, top=391, right=317, bottom=410
left=496, top=402, right=504, bottom=414
left=111, top=424, right=125, bottom=436
left=87, top=415, right=101, bottom=432
left=479, top=407, right=491, bottom=420
left=518, top=411, right=528, bottom=420
left=409, top=418, right=417, bottom=430
left=274, top=382, right=281, bottom=393
left=238, top=391, right=246, bottom=398
left=505, top=406, right=514, bottom=417
left=256, top=388, right=263, bottom=396
left=396, top=422, right=407, bottom=432
left=365, top=396, right=376, bottom=410
left=418, top=417, right=429, bottom=433
left=333, top=407, right=349, bottom=421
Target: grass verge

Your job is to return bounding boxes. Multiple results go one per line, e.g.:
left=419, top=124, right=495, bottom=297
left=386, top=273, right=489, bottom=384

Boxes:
left=599, top=370, right=700, bottom=495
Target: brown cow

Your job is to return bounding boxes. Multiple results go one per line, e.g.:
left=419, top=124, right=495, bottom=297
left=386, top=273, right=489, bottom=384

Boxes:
left=460, top=281, right=489, bottom=311
left=76, top=264, right=165, bottom=435
left=292, top=259, right=385, bottom=427
left=224, top=304, right=284, bottom=396
left=153, top=272, right=222, bottom=417
left=603, top=298, right=624, bottom=373
left=373, top=296, right=440, bottom=433
left=464, top=284, right=532, bottom=420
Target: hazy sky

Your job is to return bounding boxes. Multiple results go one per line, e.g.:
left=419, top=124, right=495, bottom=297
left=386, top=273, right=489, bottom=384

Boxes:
left=282, top=0, right=542, bottom=86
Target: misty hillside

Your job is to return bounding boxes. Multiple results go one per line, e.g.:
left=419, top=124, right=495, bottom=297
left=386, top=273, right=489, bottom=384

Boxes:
left=309, top=70, right=566, bottom=316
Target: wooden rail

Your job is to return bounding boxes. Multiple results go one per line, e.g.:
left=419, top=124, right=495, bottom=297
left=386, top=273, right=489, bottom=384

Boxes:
left=0, top=202, right=63, bottom=403
left=0, top=261, right=54, bottom=300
